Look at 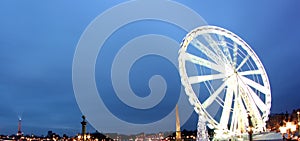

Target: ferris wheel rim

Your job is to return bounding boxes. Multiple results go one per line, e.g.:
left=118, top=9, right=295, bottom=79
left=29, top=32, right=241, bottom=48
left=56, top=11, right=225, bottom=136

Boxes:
left=178, top=25, right=271, bottom=135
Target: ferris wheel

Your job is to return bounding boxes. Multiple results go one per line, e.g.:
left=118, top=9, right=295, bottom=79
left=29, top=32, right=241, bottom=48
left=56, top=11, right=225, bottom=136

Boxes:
left=178, top=26, right=271, bottom=138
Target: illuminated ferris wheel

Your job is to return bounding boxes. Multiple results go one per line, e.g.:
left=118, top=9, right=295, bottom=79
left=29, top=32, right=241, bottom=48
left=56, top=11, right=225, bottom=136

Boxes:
left=178, top=26, right=271, bottom=138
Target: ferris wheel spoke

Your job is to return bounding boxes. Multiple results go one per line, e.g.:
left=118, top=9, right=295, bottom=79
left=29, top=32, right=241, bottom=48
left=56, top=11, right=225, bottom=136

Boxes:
left=202, top=81, right=227, bottom=109
left=238, top=69, right=261, bottom=76
left=239, top=75, right=270, bottom=95
left=203, top=34, right=228, bottom=64
left=238, top=76, right=268, bottom=113
left=230, top=78, right=239, bottom=132
left=247, top=101, right=264, bottom=126
left=230, top=96, right=238, bottom=132
left=218, top=34, right=233, bottom=63
left=245, top=84, right=268, bottom=113
left=236, top=95, right=248, bottom=132
left=232, top=42, right=238, bottom=69
left=230, top=94, right=245, bottom=132
left=239, top=83, right=264, bottom=125
left=188, top=73, right=225, bottom=84
left=219, top=87, right=233, bottom=129
left=236, top=55, right=250, bottom=71
left=183, top=52, right=225, bottom=73
left=191, top=39, right=224, bottom=65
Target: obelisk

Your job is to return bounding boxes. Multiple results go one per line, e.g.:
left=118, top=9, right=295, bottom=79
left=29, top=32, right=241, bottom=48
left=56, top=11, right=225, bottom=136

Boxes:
left=175, top=104, right=181, bottom=141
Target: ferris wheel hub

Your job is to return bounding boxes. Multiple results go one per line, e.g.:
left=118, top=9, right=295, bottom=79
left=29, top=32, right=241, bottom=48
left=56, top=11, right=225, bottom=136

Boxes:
left=225, top=64, right=234, bottom=77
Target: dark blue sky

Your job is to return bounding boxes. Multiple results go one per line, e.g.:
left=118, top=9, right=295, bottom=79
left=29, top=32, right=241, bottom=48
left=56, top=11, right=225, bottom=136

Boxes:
left=0, top=0, right=300, bottom=136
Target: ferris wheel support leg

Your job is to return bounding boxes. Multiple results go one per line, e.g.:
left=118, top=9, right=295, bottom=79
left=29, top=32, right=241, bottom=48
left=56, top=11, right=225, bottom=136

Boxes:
left=197, top=114, right=209, bottom=141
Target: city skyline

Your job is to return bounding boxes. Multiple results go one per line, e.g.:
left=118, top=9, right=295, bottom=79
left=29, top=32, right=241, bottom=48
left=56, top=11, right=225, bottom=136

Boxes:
left=1, top=0, right=300, bottom=136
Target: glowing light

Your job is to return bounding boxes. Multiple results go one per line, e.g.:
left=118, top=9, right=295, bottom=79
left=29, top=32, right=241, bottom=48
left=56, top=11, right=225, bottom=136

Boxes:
left=286, top=122, right=292, bottom=128
left=279, top=126, right=287, bottom=134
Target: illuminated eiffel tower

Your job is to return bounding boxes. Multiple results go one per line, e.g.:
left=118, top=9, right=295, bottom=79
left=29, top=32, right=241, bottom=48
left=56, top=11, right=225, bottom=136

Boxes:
left=17, top=116, right=23, bottom=137
left=175, top=104, right=182, bottom=141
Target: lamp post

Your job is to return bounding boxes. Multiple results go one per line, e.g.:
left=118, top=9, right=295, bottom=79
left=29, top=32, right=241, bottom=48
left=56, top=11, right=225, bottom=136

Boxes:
left=297, top=111, right=300, bottom=137
left=247, top=113, right=253, bottom=141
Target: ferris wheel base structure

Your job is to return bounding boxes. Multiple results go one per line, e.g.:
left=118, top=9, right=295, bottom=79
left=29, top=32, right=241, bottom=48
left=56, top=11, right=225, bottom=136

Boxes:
left=178, top=25, right=271, bottom=140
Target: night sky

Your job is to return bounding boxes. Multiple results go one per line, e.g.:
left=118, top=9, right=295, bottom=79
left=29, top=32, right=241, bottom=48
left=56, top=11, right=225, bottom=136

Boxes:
left=1, top=0, right=300, bottom=136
